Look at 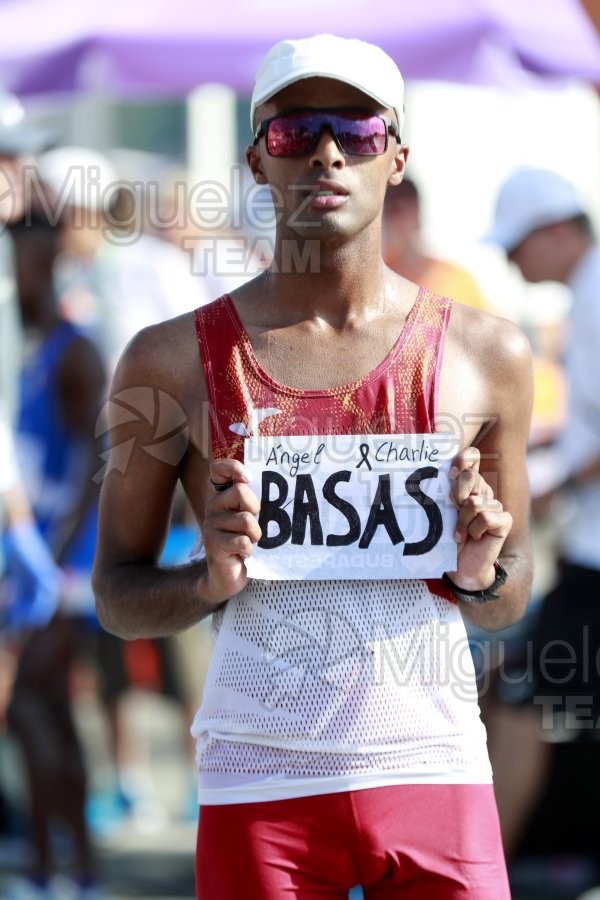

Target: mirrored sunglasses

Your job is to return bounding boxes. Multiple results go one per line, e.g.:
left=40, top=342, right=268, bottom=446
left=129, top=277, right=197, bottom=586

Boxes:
left=253, top=110, right=400, bottom=158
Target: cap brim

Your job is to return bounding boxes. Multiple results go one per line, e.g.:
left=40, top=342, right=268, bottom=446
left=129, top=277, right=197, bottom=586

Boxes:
left=0, top=124, right=56, bottom=156
left=483, top=221, right=529, bottom=254
left=484, top=201, right=586, bottom=253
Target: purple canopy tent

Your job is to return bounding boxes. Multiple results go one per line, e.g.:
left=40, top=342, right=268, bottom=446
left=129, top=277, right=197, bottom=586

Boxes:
left=0, top=0, right=599, bottom=98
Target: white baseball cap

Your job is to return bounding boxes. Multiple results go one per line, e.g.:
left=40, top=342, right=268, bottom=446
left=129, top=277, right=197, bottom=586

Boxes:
left=250, top=34, right=405, bottom=135
left=37, top=145, right=119, bottom=212
left=486, top=168, right=586, bottom=253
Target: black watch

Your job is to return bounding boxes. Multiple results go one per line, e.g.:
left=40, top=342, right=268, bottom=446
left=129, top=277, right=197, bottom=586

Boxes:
left=442, top=559, right=508, bottom=604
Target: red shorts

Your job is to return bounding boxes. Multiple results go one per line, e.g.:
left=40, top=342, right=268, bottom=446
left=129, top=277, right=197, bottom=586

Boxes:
left=196, top=783, right=510, bottom=899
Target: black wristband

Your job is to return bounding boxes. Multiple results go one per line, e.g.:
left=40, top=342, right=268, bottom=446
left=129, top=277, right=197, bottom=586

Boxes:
left=442, top=559, right=508, bottom=604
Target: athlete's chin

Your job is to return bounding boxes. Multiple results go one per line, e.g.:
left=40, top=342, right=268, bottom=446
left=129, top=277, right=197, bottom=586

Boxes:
left=286, top=217, right=354, bottom=243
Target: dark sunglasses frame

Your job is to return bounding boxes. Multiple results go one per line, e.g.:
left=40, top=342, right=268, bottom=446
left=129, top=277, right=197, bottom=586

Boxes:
left=253, top=109, right=401, bottom=157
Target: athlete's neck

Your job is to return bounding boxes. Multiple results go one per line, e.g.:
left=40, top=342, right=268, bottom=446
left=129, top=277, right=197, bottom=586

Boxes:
left=264, top=235, right=396, bottom=328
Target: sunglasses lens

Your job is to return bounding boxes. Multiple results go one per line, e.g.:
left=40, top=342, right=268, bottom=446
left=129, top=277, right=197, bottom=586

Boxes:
left=337, top=118, right=387, bottom=155
left=267, top=117, right=314, bottom=156
left=265, top=113, right=388, bottom=157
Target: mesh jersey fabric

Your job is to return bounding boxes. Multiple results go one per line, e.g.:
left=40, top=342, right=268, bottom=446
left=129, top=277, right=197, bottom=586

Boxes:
left=191, top=290, right=492, bottom=802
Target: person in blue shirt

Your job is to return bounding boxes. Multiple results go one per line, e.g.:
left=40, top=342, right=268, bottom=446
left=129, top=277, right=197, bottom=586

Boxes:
left=5, top=211, right=106, bottom=899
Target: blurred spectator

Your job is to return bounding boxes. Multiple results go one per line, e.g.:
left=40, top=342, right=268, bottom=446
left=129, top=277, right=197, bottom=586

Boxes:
left=4, top=210, right=106, bottom=899
left=35, top=146, right=119, bottom=334
left=382, top=177, right=490, bottom=310
left=0, top=90, right=57, bottom=617
left=36, top=145, right=210, bottom=374
left=0, top=90, right=59, bottom=866
left=36, top=146, right=208, bottom=827
left=485, top=168, right=600, bottom=860
left=155, top=169, right=270, bottom=300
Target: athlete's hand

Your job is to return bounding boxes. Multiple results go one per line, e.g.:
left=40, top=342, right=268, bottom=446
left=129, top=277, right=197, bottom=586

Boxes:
left=444, top=447, right=512, bottom=592
left=202, top=459, right=262, bottom=603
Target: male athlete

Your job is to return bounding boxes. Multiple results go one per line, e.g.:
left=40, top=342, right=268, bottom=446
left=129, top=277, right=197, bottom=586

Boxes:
left=93, top=34, right=533, bottom=899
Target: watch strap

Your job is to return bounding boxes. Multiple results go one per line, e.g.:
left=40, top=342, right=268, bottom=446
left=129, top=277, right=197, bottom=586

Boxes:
left=442, top=559, right=508, bottom=604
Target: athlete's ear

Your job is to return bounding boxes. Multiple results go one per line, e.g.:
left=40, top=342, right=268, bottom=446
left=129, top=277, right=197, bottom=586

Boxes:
left=246, top=145, right=268, bottom=185
left=388, top=144, right=409, bottom=187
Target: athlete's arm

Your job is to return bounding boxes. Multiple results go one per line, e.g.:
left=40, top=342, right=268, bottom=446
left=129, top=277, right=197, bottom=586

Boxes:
left=445, top=316, right=534, bottom=631
left=92, top=319, right=261, bottom=640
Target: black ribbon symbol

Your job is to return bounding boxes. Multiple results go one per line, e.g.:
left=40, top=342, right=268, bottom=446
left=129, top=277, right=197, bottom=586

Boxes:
left=356, top=443, right=372, bottom=470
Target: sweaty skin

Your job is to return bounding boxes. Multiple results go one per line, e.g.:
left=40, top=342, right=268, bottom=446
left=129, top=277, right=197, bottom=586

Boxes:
left=93, top=78, right=533, bottom=639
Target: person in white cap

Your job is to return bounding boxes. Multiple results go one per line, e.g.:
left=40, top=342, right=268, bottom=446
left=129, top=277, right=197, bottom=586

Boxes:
left=486, top=168, right=600, bottom=860
left=36, top=145, right=209, bottom=372
left=93, top=34, right=533, bottom=898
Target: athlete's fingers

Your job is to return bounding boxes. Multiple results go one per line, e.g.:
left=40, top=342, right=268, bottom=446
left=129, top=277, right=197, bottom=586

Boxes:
left=205, top=532, right=257, bottom=562
left=456, top=499, right=511, bottom=543
left=208, top=482, right=261, bottom=517
left=449, top=446, right=480, bottom=481
left=449, top=447, right=483, bottom=505
left=209, top=459, right=252, bottom=492
left=205, top=509, right=262, bottom=542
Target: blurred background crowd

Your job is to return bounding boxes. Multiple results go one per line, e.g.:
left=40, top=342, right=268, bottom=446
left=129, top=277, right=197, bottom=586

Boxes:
left=0, top=1, right=599, bottom=898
